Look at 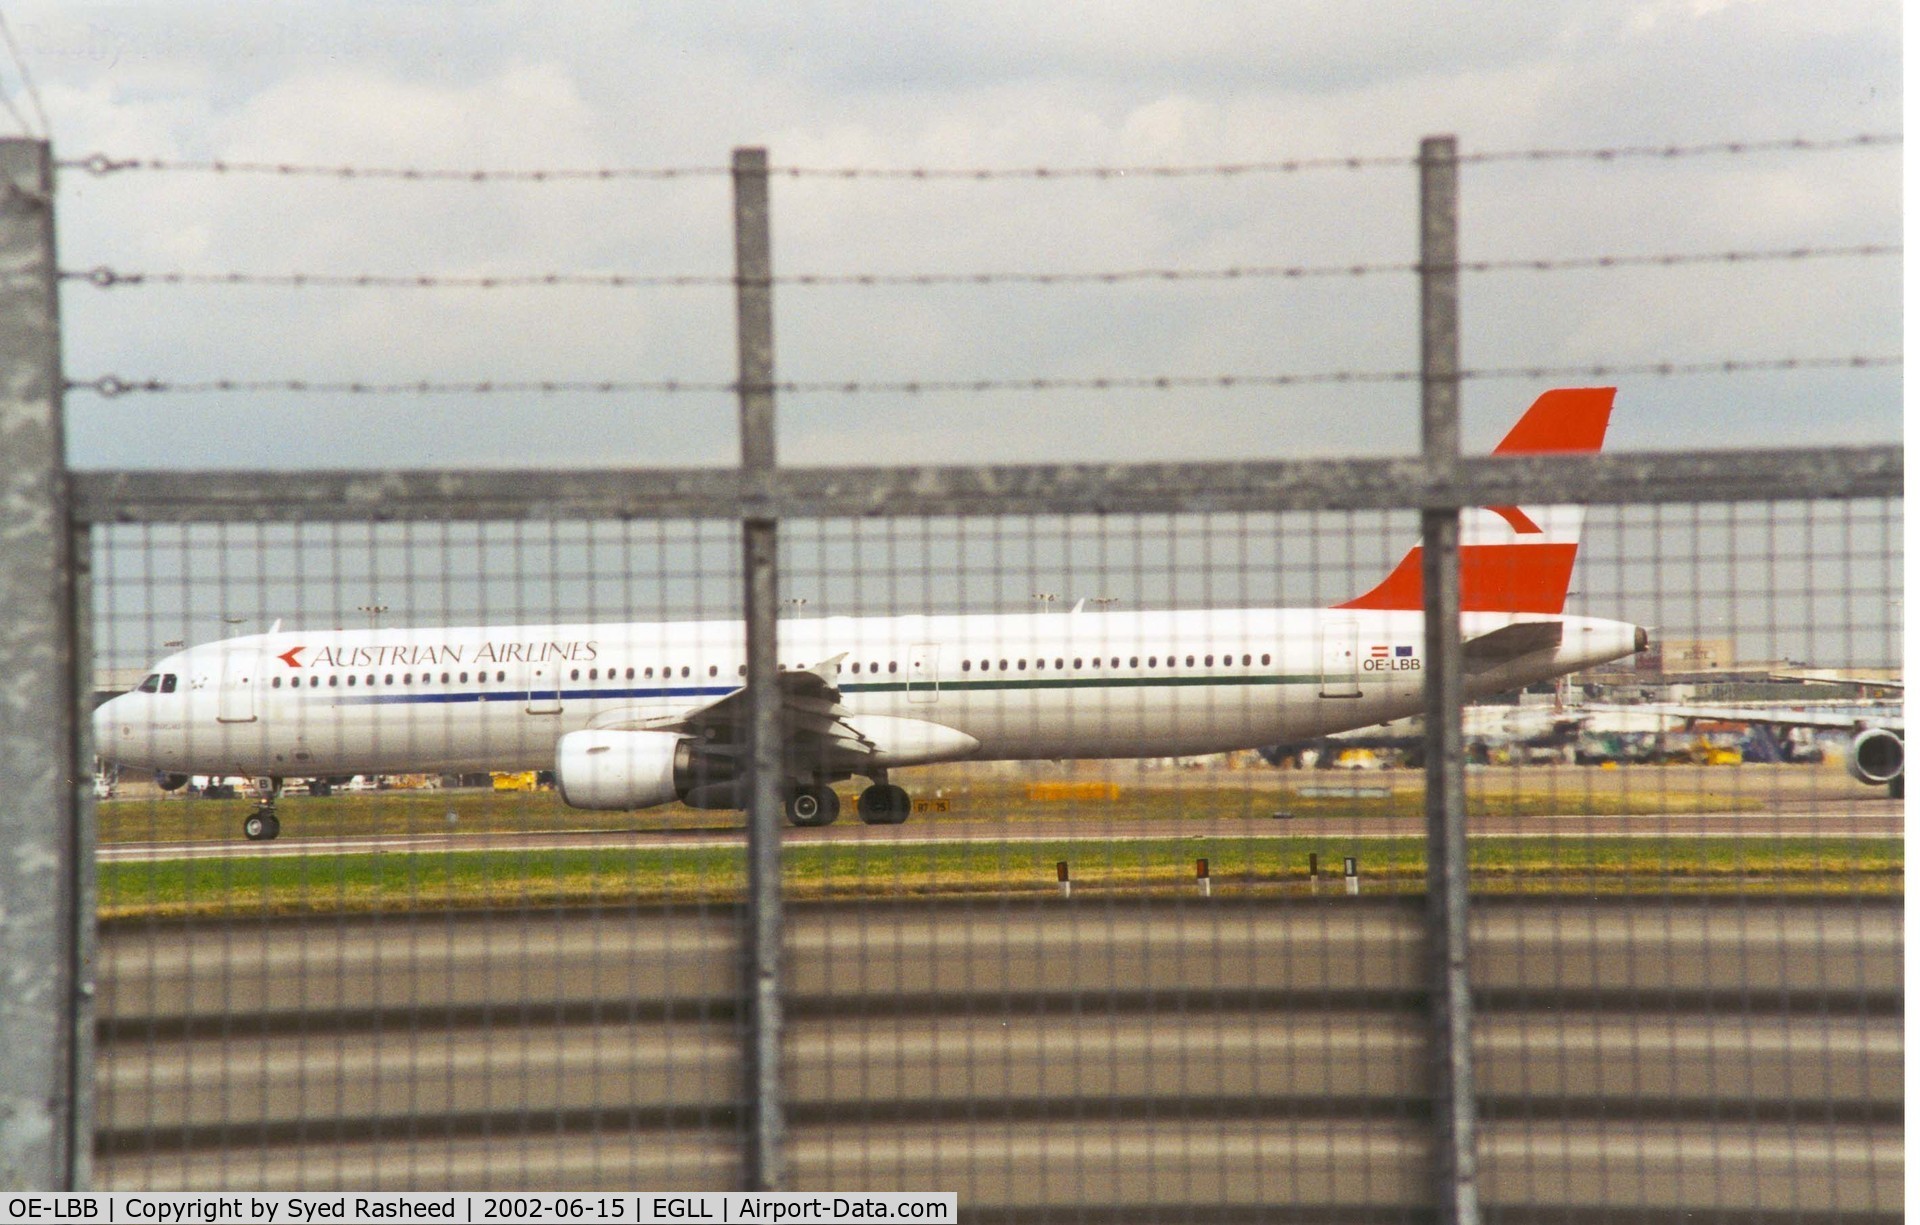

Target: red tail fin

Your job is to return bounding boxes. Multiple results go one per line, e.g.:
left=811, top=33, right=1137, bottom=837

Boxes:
left=1335, top=387, right=1615, bottom=614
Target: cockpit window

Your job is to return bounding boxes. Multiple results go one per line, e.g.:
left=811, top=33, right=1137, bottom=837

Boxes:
left=160, top=674, right=177, bottom=693
left=137, top=674, right=160, bottom=693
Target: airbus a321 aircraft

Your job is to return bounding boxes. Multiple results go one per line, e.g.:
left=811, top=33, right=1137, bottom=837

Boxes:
left=96, top=388, right=1647, bottom=840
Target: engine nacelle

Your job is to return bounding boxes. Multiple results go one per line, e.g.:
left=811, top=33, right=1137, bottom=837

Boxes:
left=555, top=730, right=693, bottom=811
left=1845, top=726, right=1904, bottom=787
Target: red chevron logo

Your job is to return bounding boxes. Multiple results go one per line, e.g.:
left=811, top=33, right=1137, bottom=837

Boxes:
left=276, top=646, right=305, bottom=668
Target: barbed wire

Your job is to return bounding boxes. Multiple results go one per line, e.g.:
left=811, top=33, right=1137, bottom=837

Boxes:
left=57, top=134, right=1898, bottom=183
left=62, top=244, right=1900, bottom=291
left=67, top=356, right=1899, bottom=399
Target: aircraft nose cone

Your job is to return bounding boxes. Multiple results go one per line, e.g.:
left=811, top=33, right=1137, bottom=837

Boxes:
left=92, top=696, right=123, bottom=759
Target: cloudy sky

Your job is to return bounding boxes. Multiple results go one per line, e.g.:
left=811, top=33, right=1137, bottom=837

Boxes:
left=11, top=1, right=1902, bottom=472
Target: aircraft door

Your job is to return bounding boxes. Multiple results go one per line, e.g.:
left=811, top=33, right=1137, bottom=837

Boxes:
left=906, top=644, right=940, bottom=704
left=527, top=666, right=562, bottom=715
left=217, top=645, right=259, bottom=723
left=1318, top=619, right=1361, bottom=699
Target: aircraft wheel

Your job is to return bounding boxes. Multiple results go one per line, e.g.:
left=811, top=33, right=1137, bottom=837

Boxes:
left=243, top=809, right=280, bottom=841
left=858, top=783, right=912, bottom=825
left=785, top=785, right=840, bottom=827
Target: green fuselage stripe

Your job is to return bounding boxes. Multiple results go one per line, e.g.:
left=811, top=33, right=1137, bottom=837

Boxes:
left=838, top=673, right=1327, bottom=696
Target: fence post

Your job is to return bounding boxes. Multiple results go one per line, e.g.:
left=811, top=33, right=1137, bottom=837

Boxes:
left=0, top=138, right=92, bottom=1190
left=733, top=145, right=786, bottom=1191
left=1418, top=133, right=1479, bottom=1225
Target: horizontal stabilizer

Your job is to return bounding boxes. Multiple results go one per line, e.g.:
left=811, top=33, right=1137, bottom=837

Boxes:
left=1463, top=621, right=1563, bottom=670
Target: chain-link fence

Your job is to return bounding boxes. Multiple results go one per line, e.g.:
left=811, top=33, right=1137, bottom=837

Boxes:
left=2, top=135, right=1902, bottom=1220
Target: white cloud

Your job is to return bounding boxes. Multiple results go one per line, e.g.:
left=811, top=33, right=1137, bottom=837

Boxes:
left=14, top=0, right=1898, bottom=471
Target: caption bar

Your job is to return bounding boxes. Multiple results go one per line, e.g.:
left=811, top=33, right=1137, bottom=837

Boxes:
left=2, top=1196, right=955, bottom=1225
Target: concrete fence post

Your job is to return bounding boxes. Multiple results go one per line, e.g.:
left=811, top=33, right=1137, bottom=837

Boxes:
left=734, top=145, right=786, bottom=1192
left=0, top=138, right=92, bottom=1191
left=1418, top=133, right=1480, bottom=1225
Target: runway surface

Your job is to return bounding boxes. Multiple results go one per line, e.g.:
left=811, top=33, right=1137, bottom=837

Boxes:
left=98, top=797, right=1904, bottom=862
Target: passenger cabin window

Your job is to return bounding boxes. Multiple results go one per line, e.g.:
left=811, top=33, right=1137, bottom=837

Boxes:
left=271, top=678, right=281, bottom=688
left=1261, top=654, right=1271, bottom=666
left=709, top=666, right=718, bottom=677
left=329, top=676, right=339, bottom=688
left=460, top=672, right=469, bottom=683
left=137, top=674, right=160, bottom=693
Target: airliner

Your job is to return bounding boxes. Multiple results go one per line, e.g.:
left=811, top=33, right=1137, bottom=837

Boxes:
left=95, top=387, right=1648, bottom=840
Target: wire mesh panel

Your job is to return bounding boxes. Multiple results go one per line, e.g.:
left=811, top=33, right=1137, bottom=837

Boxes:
left=81, top=492, right=1901, bottom=1215
left=90, top=518, right=754, bottom=1189
left=1466, top=498, right=1904, bottom=1222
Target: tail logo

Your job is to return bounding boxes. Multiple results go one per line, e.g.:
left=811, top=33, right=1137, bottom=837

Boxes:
left=1485, top=505, right=1543, bottom=534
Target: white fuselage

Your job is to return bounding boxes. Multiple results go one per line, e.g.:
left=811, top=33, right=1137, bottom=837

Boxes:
left=96, top=608, right=1642, bottom=781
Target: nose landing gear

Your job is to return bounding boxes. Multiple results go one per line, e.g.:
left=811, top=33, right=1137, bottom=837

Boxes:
left=242, top=776, right=285, bottom=841
left=242, top=808, right=281, bottom=841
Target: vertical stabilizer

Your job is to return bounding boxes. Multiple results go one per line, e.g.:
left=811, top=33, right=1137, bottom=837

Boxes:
left=1335, top=387, right=1615, bottom=614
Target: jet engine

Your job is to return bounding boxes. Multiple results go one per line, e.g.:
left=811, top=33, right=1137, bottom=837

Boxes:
left=1844, top=726, right=1904, bottom=790
left=555, top=729, right=696, bottom=811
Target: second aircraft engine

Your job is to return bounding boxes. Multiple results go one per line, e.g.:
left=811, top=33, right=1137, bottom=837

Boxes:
left=555, top=729, right=698, bottom=810
left=1845, top=726, right=1904, bottom=788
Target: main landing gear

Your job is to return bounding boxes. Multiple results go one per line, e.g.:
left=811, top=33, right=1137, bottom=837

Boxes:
left=856, top=782, right=912, bottom=825
left=243, top=777, right=285, bottom=841
left=784, top=784, right=840, bottom=828
left=780, top=779, right=915, bottom=827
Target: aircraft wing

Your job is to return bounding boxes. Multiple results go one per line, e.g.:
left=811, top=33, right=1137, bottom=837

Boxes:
left=1769, top=671, right=1904, bottom=691
left=1463, top=621, right=1563, bottom=671
left=598, top=654, right=877, bottom=769
left=1632, top=702, right=1904, bottom=733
